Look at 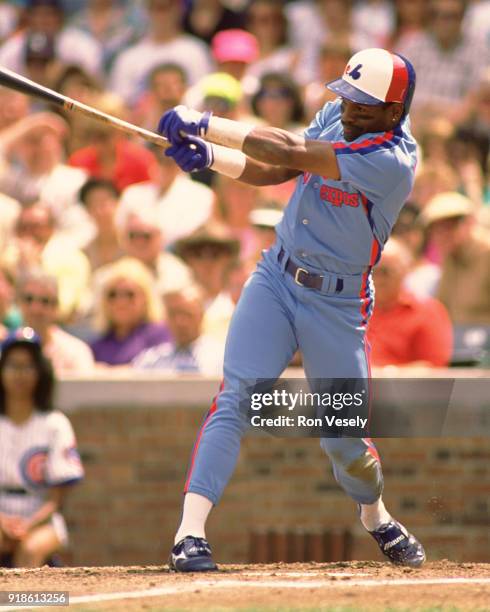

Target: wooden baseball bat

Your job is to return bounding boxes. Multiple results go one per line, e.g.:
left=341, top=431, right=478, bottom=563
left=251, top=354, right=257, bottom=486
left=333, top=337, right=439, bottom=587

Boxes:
left=0, top=65, right=170, bottom=149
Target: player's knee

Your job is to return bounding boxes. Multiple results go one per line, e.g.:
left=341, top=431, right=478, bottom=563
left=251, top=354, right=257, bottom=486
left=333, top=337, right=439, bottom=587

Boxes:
left=345, top=451, right=383, bottom=494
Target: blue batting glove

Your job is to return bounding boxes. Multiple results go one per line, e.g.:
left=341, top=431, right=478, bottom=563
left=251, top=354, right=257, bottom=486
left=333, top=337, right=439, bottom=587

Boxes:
left=157, top=105, right=212, bottom=144
left=165, top=135, right=214, bottom=173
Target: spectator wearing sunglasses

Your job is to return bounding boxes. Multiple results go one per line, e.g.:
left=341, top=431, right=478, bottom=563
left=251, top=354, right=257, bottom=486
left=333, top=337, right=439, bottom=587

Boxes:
left=119, top=207, right=193, bottom=296
left=251, top=71, right=306, bottom=133
left=15, top=269, right=94, bottom=375
left=2, top=203, right=91, bottom=324
left=90, top=257, right=171, bottom=366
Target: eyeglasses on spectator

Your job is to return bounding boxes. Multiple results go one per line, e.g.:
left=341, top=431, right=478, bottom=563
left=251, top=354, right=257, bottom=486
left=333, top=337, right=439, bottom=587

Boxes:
left=21, top=293, right=57, bottom=307
left=106, top=288, right=137, bottom=301
left=128, top=230, right=154, bottom=241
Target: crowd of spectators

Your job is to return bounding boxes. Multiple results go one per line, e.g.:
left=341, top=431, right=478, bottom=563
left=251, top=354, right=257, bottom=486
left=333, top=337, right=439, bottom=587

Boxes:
left=0, top=0, right=489, bottom=375
left=0, top=0, right=490, bottom=569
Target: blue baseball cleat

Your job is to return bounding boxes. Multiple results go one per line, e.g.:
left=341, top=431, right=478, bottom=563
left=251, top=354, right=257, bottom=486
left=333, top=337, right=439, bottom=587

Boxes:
left=169, top=536, right=218, bottom=572
left=369, top=520, right=426, bottom=567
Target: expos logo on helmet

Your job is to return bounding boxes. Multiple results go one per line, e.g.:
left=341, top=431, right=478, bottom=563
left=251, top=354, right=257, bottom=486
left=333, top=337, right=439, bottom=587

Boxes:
left=326, top=48, right=416, bottom=117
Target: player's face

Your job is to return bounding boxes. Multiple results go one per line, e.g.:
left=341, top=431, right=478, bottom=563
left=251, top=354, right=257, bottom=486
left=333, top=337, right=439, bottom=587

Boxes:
left=1, top=346, right=39, bottom=400
left=340, top=98, right=401, bottom=141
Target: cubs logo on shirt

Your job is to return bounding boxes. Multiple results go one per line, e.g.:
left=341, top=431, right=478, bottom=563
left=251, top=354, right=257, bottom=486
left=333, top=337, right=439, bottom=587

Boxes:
left=20, top=446, right=49, bottom=488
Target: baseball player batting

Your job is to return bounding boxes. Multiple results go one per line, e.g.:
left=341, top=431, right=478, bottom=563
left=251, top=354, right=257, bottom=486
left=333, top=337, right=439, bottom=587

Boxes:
left=157, top=48, right=424, bottom=571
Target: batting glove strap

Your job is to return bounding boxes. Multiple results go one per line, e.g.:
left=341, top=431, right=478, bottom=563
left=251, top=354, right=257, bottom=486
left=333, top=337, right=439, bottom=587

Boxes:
left=158, top=105, right=210, bottom=144
left=198, top=111, right=212, bottom=137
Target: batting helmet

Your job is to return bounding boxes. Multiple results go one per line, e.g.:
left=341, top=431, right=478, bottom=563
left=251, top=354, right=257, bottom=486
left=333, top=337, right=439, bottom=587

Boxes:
left=326, top=48, right=416, bottom=116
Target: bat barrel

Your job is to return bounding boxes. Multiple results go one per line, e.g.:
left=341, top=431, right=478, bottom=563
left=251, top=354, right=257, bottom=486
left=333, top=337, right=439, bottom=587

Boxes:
left=0, top=65, right=169, bottom=149
left=0, top=66, right=65, bottom=106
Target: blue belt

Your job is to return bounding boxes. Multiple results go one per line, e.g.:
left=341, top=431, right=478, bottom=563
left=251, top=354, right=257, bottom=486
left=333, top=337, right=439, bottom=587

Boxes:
left=278, top=247, right=344, bottom=293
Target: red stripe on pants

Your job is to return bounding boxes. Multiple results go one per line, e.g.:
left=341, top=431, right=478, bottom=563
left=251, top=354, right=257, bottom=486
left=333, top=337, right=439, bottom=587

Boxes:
left=183, top=381, right=224, bottom=493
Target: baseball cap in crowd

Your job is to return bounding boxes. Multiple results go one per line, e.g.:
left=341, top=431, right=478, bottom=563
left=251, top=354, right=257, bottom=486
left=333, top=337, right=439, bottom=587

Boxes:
left=24, top=32, right=56, bottom=64
left=1, top=327, right=42, bottom=355
left=174, top=221, right=240, bottom=259
left=421, top=192, right=474, bottom=226
left=326, top=48, right=416, bottom=115
left=200, top=72, right=243, bottom=108
left=211, top=29, right=259, bottom=65
left=249, top=206, right=283, bottom=229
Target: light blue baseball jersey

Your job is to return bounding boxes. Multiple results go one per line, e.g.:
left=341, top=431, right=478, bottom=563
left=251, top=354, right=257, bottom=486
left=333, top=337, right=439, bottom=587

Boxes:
left=275, top=98, right=417, bottom=275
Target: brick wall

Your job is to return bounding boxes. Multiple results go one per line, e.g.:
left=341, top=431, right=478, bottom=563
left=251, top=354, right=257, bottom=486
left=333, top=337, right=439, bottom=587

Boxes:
left=57, top=376, right=490, bottom=566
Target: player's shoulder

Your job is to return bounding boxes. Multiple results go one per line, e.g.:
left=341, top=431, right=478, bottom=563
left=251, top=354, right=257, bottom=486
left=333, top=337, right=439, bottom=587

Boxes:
left=333, top=123, right=417, bottom=186
left=334, top=117, right=416, bottom=159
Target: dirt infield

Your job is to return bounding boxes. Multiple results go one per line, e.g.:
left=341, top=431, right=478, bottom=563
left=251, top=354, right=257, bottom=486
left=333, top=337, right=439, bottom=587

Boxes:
left=1, top=561, right=489, bottom=611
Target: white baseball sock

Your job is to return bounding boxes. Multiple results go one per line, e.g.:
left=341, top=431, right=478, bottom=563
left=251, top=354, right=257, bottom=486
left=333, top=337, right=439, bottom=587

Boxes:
left=360, top=497, right=392, bottom=531
left=174, top=492, right=213, bottom=544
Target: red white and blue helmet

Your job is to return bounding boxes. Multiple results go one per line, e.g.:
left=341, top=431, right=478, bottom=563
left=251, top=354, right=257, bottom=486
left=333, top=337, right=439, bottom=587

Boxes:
left=326, top=48, right=416, bottom=115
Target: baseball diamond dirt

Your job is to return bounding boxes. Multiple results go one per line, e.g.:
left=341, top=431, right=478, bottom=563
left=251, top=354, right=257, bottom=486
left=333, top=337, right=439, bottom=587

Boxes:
left=1, top=561, right=489, bottom=611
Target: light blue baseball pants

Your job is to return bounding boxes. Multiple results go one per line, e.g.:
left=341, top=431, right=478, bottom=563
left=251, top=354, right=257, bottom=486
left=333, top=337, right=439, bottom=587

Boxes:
left=184, top=242, right=383, bottom=505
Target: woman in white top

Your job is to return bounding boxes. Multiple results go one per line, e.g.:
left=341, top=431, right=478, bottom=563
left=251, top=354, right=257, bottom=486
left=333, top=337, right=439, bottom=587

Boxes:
left=0, top=327, right=84, bottom=567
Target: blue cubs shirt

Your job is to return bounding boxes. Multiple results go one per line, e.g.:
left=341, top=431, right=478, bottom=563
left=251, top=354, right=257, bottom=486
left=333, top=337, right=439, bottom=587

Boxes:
left=275, top=98, right=417, bottom=275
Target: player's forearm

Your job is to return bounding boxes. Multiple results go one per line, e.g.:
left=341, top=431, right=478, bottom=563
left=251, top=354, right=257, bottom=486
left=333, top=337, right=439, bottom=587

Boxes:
left=208, top=118, right=340, bottom=179
left=239, top=157, right=301, bottom=185
left=243, top=127, right=306, bottom=167
left=207, top=120, right=304, bottom=167
left=209, top=143, right=300, bottom=185
left=244, top=128, right=340, bottom=178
